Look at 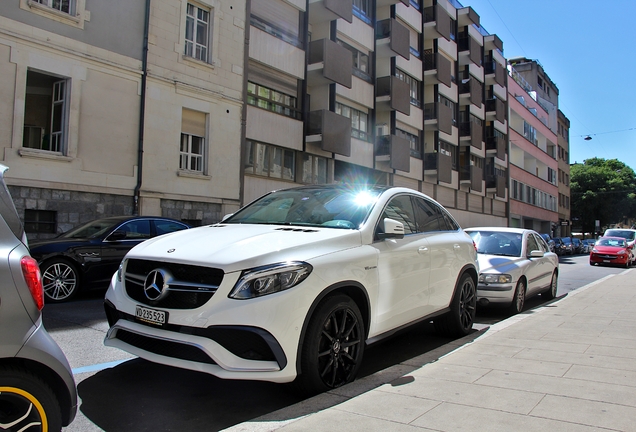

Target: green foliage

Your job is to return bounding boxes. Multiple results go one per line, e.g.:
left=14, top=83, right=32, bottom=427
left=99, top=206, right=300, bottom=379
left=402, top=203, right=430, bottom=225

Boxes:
left=571, top=158, right=636, bottom=233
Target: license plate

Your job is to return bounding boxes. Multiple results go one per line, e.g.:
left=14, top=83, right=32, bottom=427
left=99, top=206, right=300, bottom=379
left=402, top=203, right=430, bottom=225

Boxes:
left=603, top=260, right=610, bottom=263
left=135, top=305, right=167, bottom=326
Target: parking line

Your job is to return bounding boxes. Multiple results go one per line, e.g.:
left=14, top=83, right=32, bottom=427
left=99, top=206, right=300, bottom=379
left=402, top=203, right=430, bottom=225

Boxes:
left=72, top=358, right=134, bottom=375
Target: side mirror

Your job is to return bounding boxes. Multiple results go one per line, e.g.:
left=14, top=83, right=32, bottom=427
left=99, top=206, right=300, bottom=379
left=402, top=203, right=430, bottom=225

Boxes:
left=378, top=218, right=405, bottom=240
left=529, top=250, right=544, bottom=258
left=221, top=213, right=233, bottom=222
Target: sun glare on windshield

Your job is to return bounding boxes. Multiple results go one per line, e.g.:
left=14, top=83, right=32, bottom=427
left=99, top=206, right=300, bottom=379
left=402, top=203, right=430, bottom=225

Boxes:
left=353, top=191, right=377, bottom=207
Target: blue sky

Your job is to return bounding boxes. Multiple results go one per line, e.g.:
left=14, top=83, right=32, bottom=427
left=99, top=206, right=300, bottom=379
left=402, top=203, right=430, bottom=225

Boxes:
left=463, top=0, right=636, bottom=170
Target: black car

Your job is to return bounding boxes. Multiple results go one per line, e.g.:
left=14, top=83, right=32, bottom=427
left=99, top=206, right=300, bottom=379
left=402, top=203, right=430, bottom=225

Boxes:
left=553, top=237, right=573, bottom=256
left=571, top=237, right=583, bottom=254
left=29, top=216, right=190, bottom=302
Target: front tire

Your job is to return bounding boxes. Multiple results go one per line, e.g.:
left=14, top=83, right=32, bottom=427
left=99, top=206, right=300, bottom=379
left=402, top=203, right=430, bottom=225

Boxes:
left=296, top=295, right=365, bottom=395
left=508, top=279, right=526, bottom=315
left=542, top=271, right=558, bottom=300
left=41, top=259, right=80, bottom=303
left=434, top=273, right=476, bottom=337
left=0, top=365, right=63, bottom=432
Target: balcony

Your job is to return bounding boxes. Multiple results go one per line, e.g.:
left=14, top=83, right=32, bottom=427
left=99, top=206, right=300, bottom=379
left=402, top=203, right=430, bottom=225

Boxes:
left=460, top=164, right=483, bottom=192
left=306, top=110, right=351, bottom=157
left=376, top=76, right=410, bottom=115
left=424, top=102, right=453, bottom=135
left=377, top=0, right=408, bottom=6
left=485, top=59, right=506, bottom=87
left=458, top=35, right=482, bottom=66
left=424, top=152, right=453, bottom=184
left=423, top=4, right=452, bottom=41
left=423, top=50, right=452, bottom=88
left=486, top=134, right=506, bottom=161
left=486, top=173, right=506, bottom=198
left=376, top=134, right=411, bottom=172
left=308, top=0, right=352, bottom=24
left=375, top=18, right=410, bottom=60
left=459, top=77, right=483, bottom=108
left=485, top=97, right=505, bottom=123
left=459, top=120, right=483, bottom=150
left=308, top=39, right=353, bottom=88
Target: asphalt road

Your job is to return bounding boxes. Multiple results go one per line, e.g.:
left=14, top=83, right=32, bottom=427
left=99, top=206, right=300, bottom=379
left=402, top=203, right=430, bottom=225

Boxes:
left=44, top=253, right=623, bottom=431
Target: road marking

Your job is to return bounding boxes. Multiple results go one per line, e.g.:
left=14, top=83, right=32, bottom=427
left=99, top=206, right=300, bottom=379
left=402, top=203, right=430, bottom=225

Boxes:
left=72, top=358, right=135, bottom=375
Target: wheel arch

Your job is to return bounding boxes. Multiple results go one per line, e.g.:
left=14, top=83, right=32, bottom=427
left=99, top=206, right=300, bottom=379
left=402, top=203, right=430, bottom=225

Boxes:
left=0, top=358, right=75, bottom=426
left=294, top=281, right=370, bottom=376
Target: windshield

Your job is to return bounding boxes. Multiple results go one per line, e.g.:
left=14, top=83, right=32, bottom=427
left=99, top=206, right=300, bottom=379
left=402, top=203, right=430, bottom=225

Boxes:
left=562, top=237, right=572, bottom=245
left=604, top=230, right=635, bottom=241
left=61, top=219, right=119, bottom=239
left=224, top=187, right=382, bottom=229
left=468, top=231, right=522, bottom=257
left=597, top=238, right=626, bottom=247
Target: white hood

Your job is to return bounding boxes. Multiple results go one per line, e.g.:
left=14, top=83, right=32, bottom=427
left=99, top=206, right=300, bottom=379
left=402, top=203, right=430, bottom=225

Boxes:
left=125, top=223, right=363, bottom=273
left=476, top=254, right=522, bottom=274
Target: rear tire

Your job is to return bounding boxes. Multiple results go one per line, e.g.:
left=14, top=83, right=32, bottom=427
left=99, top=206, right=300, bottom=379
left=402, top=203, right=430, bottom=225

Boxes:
left=434, top=273, right=476, bottom=337
left=542, top=271, right=558, bottom=300
left=0, top=365, right=63, bottom=432
left=295, top=295, right=365, bottom=395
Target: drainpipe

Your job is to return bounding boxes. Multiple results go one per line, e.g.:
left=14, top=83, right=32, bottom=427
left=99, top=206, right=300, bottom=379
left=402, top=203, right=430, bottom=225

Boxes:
left=133, top=0, right=151, bottom=215
left=239, top=0, right=251, bottom=208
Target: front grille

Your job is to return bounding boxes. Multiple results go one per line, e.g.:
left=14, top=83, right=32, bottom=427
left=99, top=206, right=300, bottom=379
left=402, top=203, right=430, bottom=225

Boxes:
left=116, top=329, right=217, bottom=365
left=124, top=259, right=224, bottom=309
left=595, top=254, right=617, bottom=260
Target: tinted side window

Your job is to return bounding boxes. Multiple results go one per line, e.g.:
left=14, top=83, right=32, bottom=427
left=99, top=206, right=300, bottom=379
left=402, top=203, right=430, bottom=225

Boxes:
left=413, top=197, right=441, bottom=232
left=534, top=234, right=548, bottom=252
left=380, top=195, right=417, bottom=235
left=155, top=220, right=189, bottom=236
left=119, top=220, right=152, bottom=239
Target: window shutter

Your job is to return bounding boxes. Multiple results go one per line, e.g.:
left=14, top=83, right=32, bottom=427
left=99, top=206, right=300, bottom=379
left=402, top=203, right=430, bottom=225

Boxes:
left=251, top=0, right=300, bottom=39
left=181, top=108, right=206, bottom=137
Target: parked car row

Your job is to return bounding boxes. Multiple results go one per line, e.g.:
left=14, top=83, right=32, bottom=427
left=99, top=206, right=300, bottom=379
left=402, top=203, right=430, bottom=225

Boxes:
left=553, top=236, right=595, bottom=255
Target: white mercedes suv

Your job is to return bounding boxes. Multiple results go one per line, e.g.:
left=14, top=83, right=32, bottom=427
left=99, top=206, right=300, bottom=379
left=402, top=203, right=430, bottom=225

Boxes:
left=104, top=185, right=478, bottom=394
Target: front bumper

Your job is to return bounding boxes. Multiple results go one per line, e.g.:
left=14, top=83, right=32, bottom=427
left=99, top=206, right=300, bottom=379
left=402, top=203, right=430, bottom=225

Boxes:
left=590, top=253, right=629, bottom=265
left=476, top=283, right=514, bottom=305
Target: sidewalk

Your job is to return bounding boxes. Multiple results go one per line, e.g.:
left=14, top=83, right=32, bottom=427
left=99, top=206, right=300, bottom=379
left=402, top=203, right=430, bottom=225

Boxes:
left=226, top=270, right=636, bottom=432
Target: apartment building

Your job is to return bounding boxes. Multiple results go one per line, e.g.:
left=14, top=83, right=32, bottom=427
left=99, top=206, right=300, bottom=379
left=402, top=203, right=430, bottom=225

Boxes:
left=243, top=0, right=509, bottom=228
left=1, top=0, right=514, bottom=238
left=556, top=109, right=571, bottom=236
left=0, top=0, right=245, bottom=239
left=507, top=59, right=559, bottom=234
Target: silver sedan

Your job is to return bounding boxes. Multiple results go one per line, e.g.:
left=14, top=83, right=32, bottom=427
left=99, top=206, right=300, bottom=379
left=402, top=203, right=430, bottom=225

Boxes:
left=465, top=227, right=559, bottom=315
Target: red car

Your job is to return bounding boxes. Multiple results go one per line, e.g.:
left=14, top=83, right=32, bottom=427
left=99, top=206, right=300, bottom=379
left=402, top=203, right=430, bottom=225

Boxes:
left=589, top=237, right=632, bottom=267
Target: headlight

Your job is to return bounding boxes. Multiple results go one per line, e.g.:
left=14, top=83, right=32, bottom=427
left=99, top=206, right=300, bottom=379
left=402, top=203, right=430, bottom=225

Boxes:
left=479, top=274, right=512, bottom=284
left=617, top=250, right=626, bottom=255
left=229, top=262, right=312, bottom=299
left=117, top=260, right=125, bottom=282
left=591, top=248, right=598, bottom=253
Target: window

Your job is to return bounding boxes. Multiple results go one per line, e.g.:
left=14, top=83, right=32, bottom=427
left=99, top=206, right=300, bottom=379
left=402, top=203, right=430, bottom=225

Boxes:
left=247, top=82, right=299, bottom=119
left=353, top=0, right=372, bottom=24
left=23, top=70, right=69, bottom=153
left=251, top=0, right=302, bottom=47
left=180, top=108, right=207, bottom=173
left=24, top=210, right=56, bottom=234
left=185, top=3, right=212, bottom=62
left=116, top=220, right=152, bottom=240
left=380, top=195, right=417, bottom=236
left=337, top=40, right=371, bottom=82
left=438, top=140, right=457, bottom=170
left=335, top=103, right=369, bottom=141
left=523, top=121, right=537, bottom=144
left=302, top=154, right=328, bottom=184
left=245, top=141, right=295, bottom=181
left=396, top=129, right=420, bottom=158
left=548, top=168, right=557, bottom=185
left=395, top=69, right=421, bottom=107
left=33, top=0, right=73, bottom=14
left=526, top=234, right=539, bottom=254
left=180, top=134, right=204, bottom=172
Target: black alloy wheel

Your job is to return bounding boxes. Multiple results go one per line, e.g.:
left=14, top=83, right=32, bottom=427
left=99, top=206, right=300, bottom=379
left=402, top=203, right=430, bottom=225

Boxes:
left=435, top=273, right=477, bottom=337
left=297, top=295, right=365, bottom=395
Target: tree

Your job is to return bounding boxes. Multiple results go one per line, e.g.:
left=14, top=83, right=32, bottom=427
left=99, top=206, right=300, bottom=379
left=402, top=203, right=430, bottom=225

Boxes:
left=570, top=158, right=636, bottom=235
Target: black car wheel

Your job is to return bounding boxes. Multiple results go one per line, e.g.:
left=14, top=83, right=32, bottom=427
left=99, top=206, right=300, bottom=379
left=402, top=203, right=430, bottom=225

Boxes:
left=297, top=295, right=365, bottom=395
left=509, top=279, right=526, bottom=315
left=434, top=273, right=476, bottom=337
left=41, top=259, right=80, bottom=303
left=0, top=365, right=63, bottom=432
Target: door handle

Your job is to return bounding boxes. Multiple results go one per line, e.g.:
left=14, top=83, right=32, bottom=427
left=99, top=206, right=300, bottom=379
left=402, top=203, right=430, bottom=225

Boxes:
left=418, top=247, right=429, bottom=254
